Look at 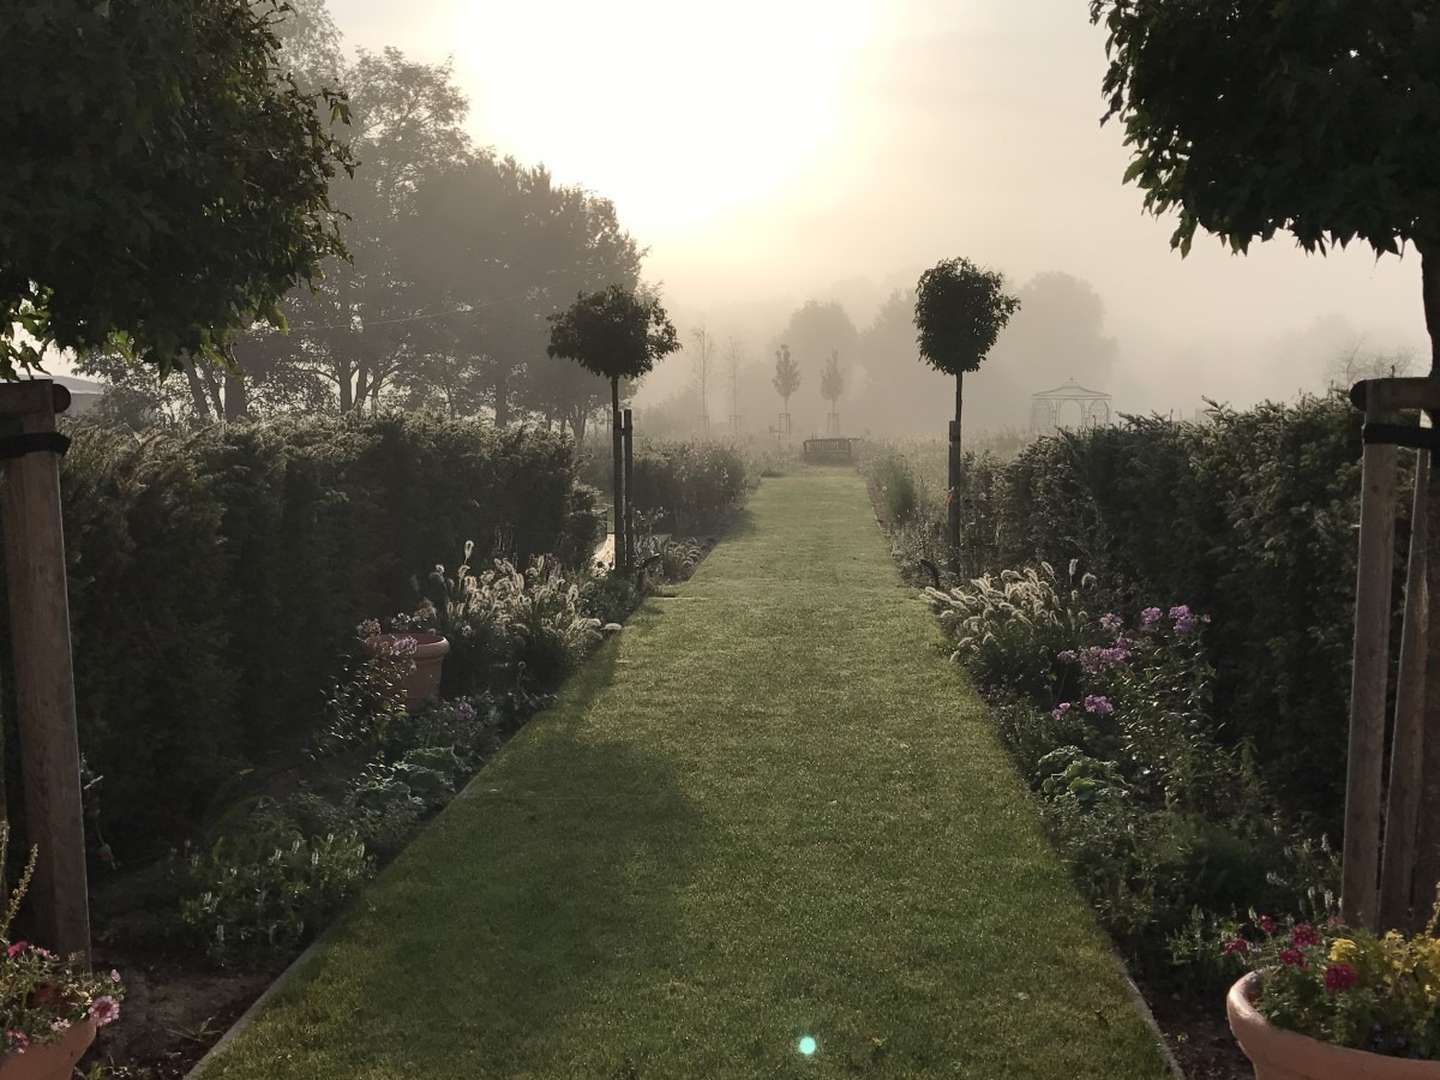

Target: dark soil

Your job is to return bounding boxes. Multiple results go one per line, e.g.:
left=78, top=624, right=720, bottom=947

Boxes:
left=1149, top=986, right=1251, bottom=1079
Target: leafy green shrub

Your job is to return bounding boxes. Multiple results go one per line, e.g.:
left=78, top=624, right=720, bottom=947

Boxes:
left=175, top=826, right=373, bottom=965
left=580, top=572, right=643, bottom=625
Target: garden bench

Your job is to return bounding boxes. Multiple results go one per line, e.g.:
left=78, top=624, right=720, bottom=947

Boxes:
left=802, top=437, right=858, bottom=463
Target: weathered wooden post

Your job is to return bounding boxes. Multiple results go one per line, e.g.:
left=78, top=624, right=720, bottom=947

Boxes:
left=1381, top=446, right=1428, bottom=931
left=1342, top=380, right=1398, bottom=929
left=623, top=408, right=635, bottom=574
left=0, top=380, right=90, bottom=965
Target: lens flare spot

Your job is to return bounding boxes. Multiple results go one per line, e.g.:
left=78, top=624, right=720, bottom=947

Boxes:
left=798, top=1035, right=817, bottom=1056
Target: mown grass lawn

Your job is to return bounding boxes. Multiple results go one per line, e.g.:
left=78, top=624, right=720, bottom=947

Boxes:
left=196, top=468, right=1169, bottom=1080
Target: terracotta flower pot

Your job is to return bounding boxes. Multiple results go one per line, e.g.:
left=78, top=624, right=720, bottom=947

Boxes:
left=364, top=632, right=450, bottom=711
left=0, top=1018, right=96, bottom=1080
left=1227, top=972, right=1440, bottom=1079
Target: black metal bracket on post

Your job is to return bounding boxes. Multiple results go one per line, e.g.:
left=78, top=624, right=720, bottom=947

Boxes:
left=0, top=433, right=71, bottom=461
left=1363, top=422, right=1440, bottom=467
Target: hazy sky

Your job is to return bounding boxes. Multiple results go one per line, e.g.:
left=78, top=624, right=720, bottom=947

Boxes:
left=329, top=0, right=1429, bottom=415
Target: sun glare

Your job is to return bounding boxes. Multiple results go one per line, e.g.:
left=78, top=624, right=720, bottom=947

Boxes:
left=452, top=0, right=883, bottom=239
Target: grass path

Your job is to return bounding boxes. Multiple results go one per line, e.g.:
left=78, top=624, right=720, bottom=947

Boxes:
left=197, top=468, right=1169, bottom=1080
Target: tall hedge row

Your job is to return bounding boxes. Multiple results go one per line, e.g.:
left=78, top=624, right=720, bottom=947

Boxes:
left=953, top=394, right=1383, bottom=829
left=3, top=414, right=602, bottom=852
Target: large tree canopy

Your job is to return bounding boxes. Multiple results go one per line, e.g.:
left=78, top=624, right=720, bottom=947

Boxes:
left=1090, top=0, right=1440, bottom=361
left=0, top=0, right=354, bottom=377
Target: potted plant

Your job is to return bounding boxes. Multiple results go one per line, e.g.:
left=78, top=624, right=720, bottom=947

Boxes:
left=1222, top=909, right=1440, bottom=1077
left=358, top=614, right=449, bottom=712
left=0, top=827, right=124, bottom=1080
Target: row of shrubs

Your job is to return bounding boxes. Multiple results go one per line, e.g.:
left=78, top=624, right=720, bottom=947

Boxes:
left=866, top=393, right=1378, bottom=831
left=0, top=413, right=609, bottom=857
left=924, top=564, right=1336, bottom=986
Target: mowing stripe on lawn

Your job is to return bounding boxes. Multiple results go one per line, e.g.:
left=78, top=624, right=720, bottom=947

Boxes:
left=195, top=467, right=1170, bottom=1080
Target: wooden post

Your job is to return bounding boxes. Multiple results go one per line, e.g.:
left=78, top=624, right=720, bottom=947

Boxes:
left=610, top=378, right=626, bottom=575
left=1342, top=387, right=1398, bottom=930
left=0, top=381, right=90, bottom=964
left=1382, top=449, right=1429, bottom=930
left=947, top=371, right=964, bottom=556
left=622, top=408, right=635, bottom=573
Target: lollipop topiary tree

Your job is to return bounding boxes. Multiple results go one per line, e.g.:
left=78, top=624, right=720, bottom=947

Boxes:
left=548, top=285, right=679, bottom=572
left=913, top=257, right=1020, bottom=553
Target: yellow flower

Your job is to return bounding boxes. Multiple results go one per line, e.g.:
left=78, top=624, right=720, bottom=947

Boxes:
left=1330, top=938, right=1362, bottom=965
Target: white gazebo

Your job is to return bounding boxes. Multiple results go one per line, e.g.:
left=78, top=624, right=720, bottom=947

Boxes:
left=1030, top=379, right=1112, bottom=434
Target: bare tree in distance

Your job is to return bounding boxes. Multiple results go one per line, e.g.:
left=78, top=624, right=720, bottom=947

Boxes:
left=820, top=350, right=845, bottom=434
left=772, top=344, right=800, bottom=436
left=691, top=326, right=716, bottom=435
left=727, top=337, right=744, bottom=435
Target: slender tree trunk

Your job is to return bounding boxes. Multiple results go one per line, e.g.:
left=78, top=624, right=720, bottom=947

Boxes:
left=574, top=409, right=587, bottom=443
left=198, top=365, right=224, bottom=419
left=494, top=367, right=511, bottom=428
left=1413, top=240, right=1440, bottom=911
left=354, top=362, right=371, bottom=415
left=611, top=378, right=626, bottom=573
left=223, top=368, right=248, bottom=421
left=338, top=358, right=354, bottom=413
left=183, top=362, right=212, bottom=421
left=947, top=371, right=964, bottom=556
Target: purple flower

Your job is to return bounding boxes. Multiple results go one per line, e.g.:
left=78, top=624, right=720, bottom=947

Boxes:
left=1083, top=694, right=1114, bottom=716
left=1140, top=607, right=1163, bottom=629
left=1077, top=643, right=1131, bottom=675
left=1169, top=604, right=1197, bottom=634
left=1100, top=613, right=1123, bottom=634
left=455, top=701, right=477, bottom=725
left=1051, top=702, right=1072, bottom=721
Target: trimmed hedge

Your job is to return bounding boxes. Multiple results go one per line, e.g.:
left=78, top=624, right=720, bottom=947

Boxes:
left=580, top=439, right=753, bottom=533
left=875, top=394, right=1381, bottom=831
left=2, top=414, right=602, bottom=852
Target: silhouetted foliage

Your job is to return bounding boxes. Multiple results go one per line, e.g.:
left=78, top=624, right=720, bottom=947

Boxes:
left=1090, top=0, right=1440, bottom=366
left=0, top=0, right=354, bottom=377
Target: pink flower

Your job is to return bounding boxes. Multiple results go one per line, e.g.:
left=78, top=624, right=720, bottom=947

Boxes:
left=1290, top=923, right=1319, bottom=948
left=1325, top=963, right=1358, bottom=993
left=31, top=947, right=52, bottom=960
left=1222, top=937, right=1250, bottom=956
left=5, top=1030, right=26, bottom=1053
left=1083, top=694, right=1115, bottom=716
left=89, top=996, right=120, bottom=1027
left=1100, top=612, right=1124, bottom=634
left=1257, top=915, right=1276, bottom=936
left=110, top=969, right=122, bottom=984
left=5, top=941, right=26, bottom=959
left=1051, top=702, right=1072, bottom=721
left=1279, top=947, right=1306, bottom=968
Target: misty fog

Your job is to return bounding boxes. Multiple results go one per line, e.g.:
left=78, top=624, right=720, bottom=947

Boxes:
left=325, top=0, right=1427, bottom=436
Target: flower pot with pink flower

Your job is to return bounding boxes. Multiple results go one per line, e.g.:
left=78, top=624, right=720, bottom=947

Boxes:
left=357, top=615, right=450, bottom=712
left=1221, top=910, right=1440, bottom=1078
left=0, top=826, right=124, bottom=1080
